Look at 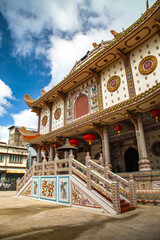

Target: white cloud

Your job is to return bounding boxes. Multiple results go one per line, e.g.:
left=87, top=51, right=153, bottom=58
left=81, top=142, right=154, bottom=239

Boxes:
left=11, top=109, right=38, bottom=130
left=0, top=79, right=14, bottom=117
left=0, top=126, right=9, bottom=143
left=45, top=28, right=109, bottom=90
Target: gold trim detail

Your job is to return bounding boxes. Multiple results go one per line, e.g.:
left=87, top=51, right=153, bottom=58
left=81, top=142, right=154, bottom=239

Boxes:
left=42, top=115, right=48, bottom=126
left=54, top=108, right=61, bottom=120
left=138, top=55, right=157, bottom=75
left=107, top=75, right=121, bottom=92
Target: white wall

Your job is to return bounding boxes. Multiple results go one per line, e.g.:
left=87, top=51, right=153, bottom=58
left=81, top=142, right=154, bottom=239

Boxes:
left=130, top=33, right=160, bottom=96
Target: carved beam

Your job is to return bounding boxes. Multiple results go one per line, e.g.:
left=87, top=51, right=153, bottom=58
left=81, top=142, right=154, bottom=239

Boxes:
left=92, top=123, right=104, bottom=140
left=31, top=107, right=41, bottom=116
left=44, top=101, right=52, bottom=111
left=155, top=20, right=160, bottom=30
left=89, top=69, right=99, bottom=83
left=125, top=111, right=139, bottom=131
left=116, top=49, right=128, bottom=61
left=56, top=137, right=65, bottom=146
left=57, top=91, right=66, bottom=101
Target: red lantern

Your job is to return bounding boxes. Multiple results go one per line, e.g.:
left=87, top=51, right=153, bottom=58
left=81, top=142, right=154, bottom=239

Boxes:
left=115, top=124, right=122, bottom=136
left=69, top=138, right=79, bottom=146
left=53, top=143, right=58, bottom=151
left=84, top=133, right=96, bottom=145
left=151, top=109, right=160, bottom=123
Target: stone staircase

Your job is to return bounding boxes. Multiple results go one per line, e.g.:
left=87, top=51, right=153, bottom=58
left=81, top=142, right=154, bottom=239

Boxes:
left=17, top=151, right=137, bottom=214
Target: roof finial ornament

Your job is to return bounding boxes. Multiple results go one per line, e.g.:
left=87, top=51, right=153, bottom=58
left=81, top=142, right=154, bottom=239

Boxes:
left=92, top=42, right=98, bottom=48
left=41, top=89, right=46, bottom=96
left=110, top=30, right=119, bottom=38
left=146, top=0, right=149, bottom=10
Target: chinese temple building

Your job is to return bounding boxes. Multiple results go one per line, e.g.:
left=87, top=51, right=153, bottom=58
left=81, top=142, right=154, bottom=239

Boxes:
left=18, top=1, right=160, bottom=210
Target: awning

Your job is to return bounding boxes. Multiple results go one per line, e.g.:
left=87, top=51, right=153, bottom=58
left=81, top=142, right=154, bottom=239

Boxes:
left=6, top=170, right=25, bottom=174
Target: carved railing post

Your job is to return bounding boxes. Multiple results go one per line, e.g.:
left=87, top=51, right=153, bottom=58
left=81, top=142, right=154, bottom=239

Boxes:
left=32, top=159, right=36, bottom=176
left=87, top=161, right=91, bottom=190
left=54, top=153, right=59, bottom=175
left=99, top=153, right=104, bottom=167
left=129, top=174, right=137, bottom=208
left=104, top=162, right=109, bottom=179
left=42, top=157, right=47, bottom=176
left=69, top=150, right=74, bottom=175
left=112, top=176, right=121, bottom=214
left=85, top=152, right=91, bottom=167
left=16, top=178, right=20, bottom=192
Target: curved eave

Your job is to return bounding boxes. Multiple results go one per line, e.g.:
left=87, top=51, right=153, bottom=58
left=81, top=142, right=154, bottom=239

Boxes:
left=22, top=134, right=41, bottom=142
left=26, top=0, right=160, bottom=109
left=27, top=83, right=160, bottom=144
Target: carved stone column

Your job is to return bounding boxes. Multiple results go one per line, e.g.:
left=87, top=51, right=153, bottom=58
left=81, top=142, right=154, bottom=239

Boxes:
left=49, top=143, right=53, bottom=161
left=136, top=114, right=152, bottom=171
left=102, top=125, right=112, bottom=169
left=37, top=145, right=41, bottom=163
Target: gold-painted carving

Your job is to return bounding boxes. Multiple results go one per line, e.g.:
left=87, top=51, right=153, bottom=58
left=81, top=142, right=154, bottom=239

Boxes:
left=54, top=108, right=61, bottom=120
left=107, top=75, right=121, bottom=92
left=138, top=55, right=157, bottom=75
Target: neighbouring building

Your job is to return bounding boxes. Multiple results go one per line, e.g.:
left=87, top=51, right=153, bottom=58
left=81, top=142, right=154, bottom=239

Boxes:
left=0, top=142, right=28, bottom=182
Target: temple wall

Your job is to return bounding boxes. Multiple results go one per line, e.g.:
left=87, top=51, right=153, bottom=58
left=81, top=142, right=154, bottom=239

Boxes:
left=101, top=58, right=129, bottom=109
left=145, top=129, right=160, bottom=171
left=39, top=107, right=50, bottom=134
left=66, top=77, right=98, bottom=123
left=130, top=33, right=160, bottom=95
left=52, top=98, right=64, bottom=130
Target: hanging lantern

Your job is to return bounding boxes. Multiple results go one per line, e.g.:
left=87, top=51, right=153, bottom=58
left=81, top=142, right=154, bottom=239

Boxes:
left=84, top=133, right=96, bottom=145
left=53, top=143, right=58, bottom=151
left=151, top=109, right=160, bottom=123
left=69, top=138, right=79, bottom=147
left=115, top=124, right=122, bottom=136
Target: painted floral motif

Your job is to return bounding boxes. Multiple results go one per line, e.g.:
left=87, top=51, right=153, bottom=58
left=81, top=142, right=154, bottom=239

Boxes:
left=60, top=181, right=67, bottom=199
left=34, top=180, right=38, bottom=195
left=68, top=99, right=73, bottom=107
left=92, top=97, right=98, bottom=105
left=41, top=180, right=55, bottom=197
left=72, top=184, right=100, bottom=208
left=91, top=85, right=97, bottom=94
left=21, top=184, right=31, bottom=197
left=68, top=109, right=72, bottom=116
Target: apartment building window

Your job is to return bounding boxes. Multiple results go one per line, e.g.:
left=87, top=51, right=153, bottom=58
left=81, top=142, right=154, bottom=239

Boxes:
left=0, top=154, right=3, bottom=161
left=9, top=155, right=22, bottom=163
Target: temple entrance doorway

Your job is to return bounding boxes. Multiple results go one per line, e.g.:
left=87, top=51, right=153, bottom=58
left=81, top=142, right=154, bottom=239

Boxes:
left=124, top=147, right=139, bottom=172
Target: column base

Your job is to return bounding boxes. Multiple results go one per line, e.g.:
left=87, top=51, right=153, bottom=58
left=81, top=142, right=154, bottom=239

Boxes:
left=139, top=158, right=152, bottom=172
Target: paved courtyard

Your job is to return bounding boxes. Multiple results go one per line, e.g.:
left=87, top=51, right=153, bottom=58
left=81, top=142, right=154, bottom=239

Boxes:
left=0, top=191, right=160, bottom=240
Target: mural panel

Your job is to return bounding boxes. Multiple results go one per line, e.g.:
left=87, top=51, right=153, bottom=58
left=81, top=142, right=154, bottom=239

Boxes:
left=32, top=177, right=39, bottom=198
left=71, top=183, right=101, bottom=208
left=58, top=176, right=70, bottom=204
left=40, top=177, right=57, bottom=201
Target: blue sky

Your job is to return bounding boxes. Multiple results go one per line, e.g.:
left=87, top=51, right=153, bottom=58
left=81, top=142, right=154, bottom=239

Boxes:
left=0, top=0, right=156, bottom=142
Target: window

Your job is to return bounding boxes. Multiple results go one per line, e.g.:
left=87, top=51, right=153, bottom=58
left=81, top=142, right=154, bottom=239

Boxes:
left=9, top=155, right=22, bottom=163
left=0, top=154, right=3, bottom=161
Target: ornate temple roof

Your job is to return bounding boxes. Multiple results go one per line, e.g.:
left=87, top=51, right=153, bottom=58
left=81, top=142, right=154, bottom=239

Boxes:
left=24, top=0, right=160, bottom=112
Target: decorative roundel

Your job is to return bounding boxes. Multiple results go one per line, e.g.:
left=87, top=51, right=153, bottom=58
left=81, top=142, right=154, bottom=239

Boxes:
left=138, top=55, right=157, bottom=75
left=54, top=108, right=61, bottom=120
left=151, top=141, right=160, bottom=157
left=42, top=115, right=48, bottom=126
left=107, top=75, right=121, bottom=92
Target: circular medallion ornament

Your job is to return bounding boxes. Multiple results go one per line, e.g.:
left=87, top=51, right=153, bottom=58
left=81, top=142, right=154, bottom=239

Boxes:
left=54, top=108, right=61, bottom=120
left=42, top=115, right=48, bottom=126
left=138, top=55, right=157, bottom=75
left=107, top=75, right=121, bottom=92
left=151, top=141, right=160, bottom=157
